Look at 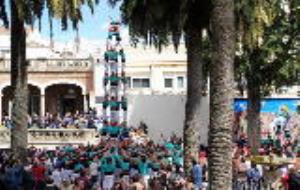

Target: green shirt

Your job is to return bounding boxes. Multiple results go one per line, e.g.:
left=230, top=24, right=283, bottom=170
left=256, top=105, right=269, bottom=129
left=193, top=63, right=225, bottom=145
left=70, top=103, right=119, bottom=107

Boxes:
left=151, top=162, right=160, bottom=170
left=138, top=160, right=150, bottom=175
left=121, top=161, right=130, bottom=171
left=104, top=50, right=118, bottom=61
left=100, top=156, right=116, bottom=173
left=108, top=126, right=121, bottom=135
left=103, top=101, right=120, bottom=108
left=74, top=163, right=84, bottom=172
left=106, top=76, right=120, bottom=82
left=165, top=142, right=174, bottom=151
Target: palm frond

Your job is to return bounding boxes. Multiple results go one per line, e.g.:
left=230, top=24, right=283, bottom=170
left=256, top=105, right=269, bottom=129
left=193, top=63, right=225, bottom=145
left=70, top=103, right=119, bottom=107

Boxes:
left=0, top=0, right=9, bottom=27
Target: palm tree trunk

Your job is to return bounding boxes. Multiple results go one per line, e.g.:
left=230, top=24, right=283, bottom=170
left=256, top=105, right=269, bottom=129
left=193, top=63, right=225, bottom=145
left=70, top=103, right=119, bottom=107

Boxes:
left=10, top=0, right=28, bottom=163
left=246, top=74, right=261, bottom=155
left=209, top=0, right=235, bottom=189
left=183, top=29, right=204, bottom=173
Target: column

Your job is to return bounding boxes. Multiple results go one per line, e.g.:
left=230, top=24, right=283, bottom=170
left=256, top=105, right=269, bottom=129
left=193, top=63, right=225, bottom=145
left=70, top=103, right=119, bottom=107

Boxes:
left=40, top=93, right=45, bottom=117
left=8, top=101, right=12, bottom=119
left=0, top=95, right=2, bottom=122
left=83, top=94, right=88, bottom=113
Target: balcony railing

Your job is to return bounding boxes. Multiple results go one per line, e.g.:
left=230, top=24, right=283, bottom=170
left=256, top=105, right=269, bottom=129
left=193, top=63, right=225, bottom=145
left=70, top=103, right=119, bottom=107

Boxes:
left=0, top=58, right=93, bottom=72
left=0, top=128, right=99, bottom=149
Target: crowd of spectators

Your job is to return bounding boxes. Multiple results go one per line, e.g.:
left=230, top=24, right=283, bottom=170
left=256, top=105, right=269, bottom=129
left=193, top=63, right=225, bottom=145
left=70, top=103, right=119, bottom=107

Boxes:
left=0, top=107, right=299, bottom=189
left=0, top=126, right=210, bottom=190
left=232, top=116, right=300, bottom=190
left=0, top=120, right=298, bottom=190
left=0, top=109, right=100, bottom=130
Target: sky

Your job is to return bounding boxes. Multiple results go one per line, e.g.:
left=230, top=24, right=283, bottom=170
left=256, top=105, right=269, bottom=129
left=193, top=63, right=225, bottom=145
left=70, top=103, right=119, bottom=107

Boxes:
left=36, top=1, right=125, bottom=43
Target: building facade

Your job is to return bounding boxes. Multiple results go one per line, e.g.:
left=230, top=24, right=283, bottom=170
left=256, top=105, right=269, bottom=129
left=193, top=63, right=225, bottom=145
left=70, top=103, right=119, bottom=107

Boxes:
left=0, top=28, right=96, bottom=119
left=1, top=28, right=299, bottom=144
left=0, top=28, right=189, bottom=120
left=1, top=27, right=299, bottom=120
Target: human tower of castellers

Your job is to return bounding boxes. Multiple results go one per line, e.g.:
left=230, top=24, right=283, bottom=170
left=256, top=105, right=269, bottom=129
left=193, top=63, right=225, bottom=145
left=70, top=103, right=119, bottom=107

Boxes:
left=102, top=19, right=128, bottom=140
left=0, top=22, right=299, bottom=190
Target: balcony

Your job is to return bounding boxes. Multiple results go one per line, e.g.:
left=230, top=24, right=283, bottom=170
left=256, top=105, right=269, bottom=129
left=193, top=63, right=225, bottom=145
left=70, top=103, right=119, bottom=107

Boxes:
left=0, top=128, right=99, bottom=149
left=0, top=58, right=93, bottom=72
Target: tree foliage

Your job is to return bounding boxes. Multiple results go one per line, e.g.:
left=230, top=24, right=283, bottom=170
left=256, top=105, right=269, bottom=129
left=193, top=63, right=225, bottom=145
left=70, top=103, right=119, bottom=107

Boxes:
left=0, top=0, right=99, bottom=30
left=120, top=0, right=183, bottom=51
left=235, top=0, right=299, bottom=94
left=120, top=0, right=212, bottom=173
left=0, top=0, right=8, bottom=27
left=235, top=0, right=299, bottom=154
left=120, top=0, right=211, bottom=52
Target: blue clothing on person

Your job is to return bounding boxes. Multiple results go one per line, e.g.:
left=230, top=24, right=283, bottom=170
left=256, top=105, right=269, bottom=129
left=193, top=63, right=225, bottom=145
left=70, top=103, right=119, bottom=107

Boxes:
left=192, top=164, right=203, bottom=189
left=5, top=166, right=23, bottom=189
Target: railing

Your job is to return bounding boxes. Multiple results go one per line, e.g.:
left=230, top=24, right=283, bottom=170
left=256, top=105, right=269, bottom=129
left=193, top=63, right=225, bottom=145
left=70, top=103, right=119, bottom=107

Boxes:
left=0, top=58, right=93, bottom=72
left=0, top=128, right=99, bottom=149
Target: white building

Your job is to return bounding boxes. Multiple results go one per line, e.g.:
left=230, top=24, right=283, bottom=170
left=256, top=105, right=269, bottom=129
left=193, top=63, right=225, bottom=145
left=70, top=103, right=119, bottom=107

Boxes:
left=0, top=28, right=189, bottom=118
left=125, top=45, right=187, bottom=95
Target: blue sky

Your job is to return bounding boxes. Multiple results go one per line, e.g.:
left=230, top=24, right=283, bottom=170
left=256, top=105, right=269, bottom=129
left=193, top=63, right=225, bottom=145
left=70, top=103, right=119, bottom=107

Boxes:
left=36, top=2, right=122, bottom=42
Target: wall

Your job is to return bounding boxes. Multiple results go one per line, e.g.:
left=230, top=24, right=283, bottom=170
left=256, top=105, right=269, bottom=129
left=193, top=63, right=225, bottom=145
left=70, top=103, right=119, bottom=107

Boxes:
left=127, top=95, right=210, bottom=144
left=235, top=98, right=300, bottom=133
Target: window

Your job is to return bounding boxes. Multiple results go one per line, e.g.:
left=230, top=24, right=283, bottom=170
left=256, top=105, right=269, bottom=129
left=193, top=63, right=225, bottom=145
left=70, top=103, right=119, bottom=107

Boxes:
left=164, top=78, right=173, bottom=88
left=74, top=61, right=80, bottom=66
left=177, top=76, right=184, bottom=88
left=125, top=77, right=131, bottom=88
left=132, top=78, right=150, bottom=88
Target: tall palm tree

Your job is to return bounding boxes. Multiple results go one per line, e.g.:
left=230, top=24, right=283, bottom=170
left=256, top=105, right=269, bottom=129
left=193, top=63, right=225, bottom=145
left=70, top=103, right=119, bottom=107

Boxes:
left=183, top=0, right=211, bottom=172
left=10, top=0, right=28, bottom=162
left=1, top=0, right=98, bottom=162
left=209, top=0, right=235, bottom=189
left=120, top=0, right=212, bottom=172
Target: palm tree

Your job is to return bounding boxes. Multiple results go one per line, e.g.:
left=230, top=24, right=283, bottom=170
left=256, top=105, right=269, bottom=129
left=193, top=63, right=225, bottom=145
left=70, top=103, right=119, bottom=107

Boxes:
left=1, top=0, right=98, bottom=162
left=10, top=0, right=28, bottom=162
left=120, top=0, right=212, bottom=172
left=209, top=0, right=235, bottom=189
left=183, top=1, right=211, bottom=172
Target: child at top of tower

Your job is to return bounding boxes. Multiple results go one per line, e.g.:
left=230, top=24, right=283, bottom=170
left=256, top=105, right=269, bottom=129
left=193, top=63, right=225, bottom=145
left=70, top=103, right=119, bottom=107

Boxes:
left=108, top=20, right=121, bottom=41
left=109, top=21, right=121, bottom=32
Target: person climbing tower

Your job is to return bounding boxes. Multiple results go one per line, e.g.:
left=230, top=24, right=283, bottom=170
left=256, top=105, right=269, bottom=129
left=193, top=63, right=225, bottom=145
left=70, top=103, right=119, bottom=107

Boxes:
left=102, top=19, right=127, bottom=137
left=108, top=21, right=121, bottom=41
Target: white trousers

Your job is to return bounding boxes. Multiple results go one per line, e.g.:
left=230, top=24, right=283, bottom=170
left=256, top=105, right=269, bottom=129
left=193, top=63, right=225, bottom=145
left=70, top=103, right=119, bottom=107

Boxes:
left=102, top=175, right=114, bottom=190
